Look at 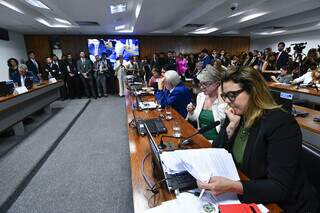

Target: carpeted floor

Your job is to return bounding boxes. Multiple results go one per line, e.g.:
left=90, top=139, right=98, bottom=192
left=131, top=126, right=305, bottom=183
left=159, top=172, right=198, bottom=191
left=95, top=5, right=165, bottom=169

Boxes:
left=8, top=96, right=134, bottom=213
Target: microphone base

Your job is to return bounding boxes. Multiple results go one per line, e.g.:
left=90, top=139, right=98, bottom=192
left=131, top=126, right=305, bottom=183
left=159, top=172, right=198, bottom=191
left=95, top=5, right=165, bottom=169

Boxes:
left=158, top=141, right=175, bottom=151
left=181, top=139, right=193, bottom=146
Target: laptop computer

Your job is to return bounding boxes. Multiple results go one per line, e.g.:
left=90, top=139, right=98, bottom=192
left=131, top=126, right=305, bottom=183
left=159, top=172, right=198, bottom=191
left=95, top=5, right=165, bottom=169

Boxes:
left=270, top=90, right=293, bottom=113
left=132, top=108, right=167, bottom=136
left=144, top=124, right=197, bottom=193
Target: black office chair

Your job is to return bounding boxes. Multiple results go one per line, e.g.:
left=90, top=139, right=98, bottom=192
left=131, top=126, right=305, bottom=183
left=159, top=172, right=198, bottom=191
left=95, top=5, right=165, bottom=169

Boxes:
left=301, top=142, right=320, bottom=201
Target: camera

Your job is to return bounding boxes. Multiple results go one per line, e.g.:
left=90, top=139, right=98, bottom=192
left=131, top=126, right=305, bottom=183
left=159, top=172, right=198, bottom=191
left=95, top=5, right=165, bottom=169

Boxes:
left=291, top=42, right=307, bottom=54
left=230, top=2, right=239, bottom=11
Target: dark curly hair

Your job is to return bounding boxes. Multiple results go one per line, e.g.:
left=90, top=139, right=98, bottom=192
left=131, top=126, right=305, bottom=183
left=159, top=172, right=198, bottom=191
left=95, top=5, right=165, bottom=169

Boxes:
left=7, top=58, right=19, bottom=68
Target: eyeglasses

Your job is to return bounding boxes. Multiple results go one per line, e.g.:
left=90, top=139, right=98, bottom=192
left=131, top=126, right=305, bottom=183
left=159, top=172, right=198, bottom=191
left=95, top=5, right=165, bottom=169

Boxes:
left=220, top=89, right=244, bottom=102
left=199, top=82, right=213, bottom=88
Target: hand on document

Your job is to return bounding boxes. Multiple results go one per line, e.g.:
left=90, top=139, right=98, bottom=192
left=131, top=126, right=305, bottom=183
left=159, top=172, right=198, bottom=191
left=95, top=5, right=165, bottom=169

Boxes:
left=197, top=176, right=241, bottom=196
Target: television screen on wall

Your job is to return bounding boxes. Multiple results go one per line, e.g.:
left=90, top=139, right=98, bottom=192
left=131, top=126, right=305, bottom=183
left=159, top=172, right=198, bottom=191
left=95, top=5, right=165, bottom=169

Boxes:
left=87, top=38, right=139, bottom=63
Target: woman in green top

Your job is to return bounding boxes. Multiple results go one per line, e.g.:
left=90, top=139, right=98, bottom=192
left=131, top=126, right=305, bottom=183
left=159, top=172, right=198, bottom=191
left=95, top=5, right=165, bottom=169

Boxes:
left=186, top=68, right=227, bottom=144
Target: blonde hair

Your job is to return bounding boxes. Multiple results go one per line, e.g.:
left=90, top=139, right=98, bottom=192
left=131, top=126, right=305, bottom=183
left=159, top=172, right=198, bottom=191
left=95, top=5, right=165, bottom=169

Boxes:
left=221, top=67, right=280, bottom=128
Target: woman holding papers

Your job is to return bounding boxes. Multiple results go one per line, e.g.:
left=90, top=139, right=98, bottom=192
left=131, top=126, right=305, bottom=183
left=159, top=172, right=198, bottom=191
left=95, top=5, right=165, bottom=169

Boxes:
left=198, top=67, right=318, bottom=212
left=186, top=69, right=226, bottom=143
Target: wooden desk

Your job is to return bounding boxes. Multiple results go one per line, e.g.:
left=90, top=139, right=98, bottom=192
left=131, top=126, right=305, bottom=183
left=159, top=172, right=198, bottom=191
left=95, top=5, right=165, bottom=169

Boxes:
left=267, top=82, right=320, bottom=104
left=125, top=93, right=282, bottom=213
left=0, top=81, right=63, bottom=134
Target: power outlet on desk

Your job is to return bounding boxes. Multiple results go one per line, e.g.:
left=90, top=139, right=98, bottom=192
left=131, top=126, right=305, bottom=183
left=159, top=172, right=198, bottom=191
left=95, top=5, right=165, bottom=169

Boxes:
left=159, top=141, right=175, bottom=151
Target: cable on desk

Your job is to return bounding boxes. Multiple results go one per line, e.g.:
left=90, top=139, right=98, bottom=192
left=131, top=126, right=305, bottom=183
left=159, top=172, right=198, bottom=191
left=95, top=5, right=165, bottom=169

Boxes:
left=142, top=151, right=157, bottom=193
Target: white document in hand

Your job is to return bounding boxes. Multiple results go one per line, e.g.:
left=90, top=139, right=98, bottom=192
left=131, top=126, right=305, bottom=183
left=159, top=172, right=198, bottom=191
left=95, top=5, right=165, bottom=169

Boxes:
left=160, top=148, right=240, bottom=183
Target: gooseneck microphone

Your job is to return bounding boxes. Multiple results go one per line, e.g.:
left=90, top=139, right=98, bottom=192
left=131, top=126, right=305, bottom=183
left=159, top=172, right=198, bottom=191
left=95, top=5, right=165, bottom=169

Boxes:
left=181, top=121, right=221, bottom=146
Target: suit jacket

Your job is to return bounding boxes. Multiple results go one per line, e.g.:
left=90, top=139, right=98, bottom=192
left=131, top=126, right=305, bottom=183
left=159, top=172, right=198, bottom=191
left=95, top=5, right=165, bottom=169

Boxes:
left=26, top=59, right=41, bottom=76
left=11, top=71, right=39, bottom=87
left=65, top=60, right=78, bottom=76
left=215, top=109, right=319, bottom=212
left=43, top=63, right=60, bottom=80
left=53, top=60, right=67, bottom=79
left=276, top=51, right=289, bottom=70
left=155, top=82, right=191, bottom=118
left=77, top=58, right=92, bottom=77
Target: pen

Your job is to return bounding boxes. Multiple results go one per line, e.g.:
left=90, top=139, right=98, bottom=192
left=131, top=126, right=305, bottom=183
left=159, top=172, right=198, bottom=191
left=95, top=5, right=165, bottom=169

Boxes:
left=198, top=188, right=205, bottom=200
left=199, top=173, right=212, bottom=200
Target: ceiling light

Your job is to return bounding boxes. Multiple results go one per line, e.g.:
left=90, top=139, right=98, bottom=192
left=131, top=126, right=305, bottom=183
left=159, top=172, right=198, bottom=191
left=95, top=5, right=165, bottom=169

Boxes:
left=54, top=18, right=71, bottom=25
left=25, top=0, right=50, bottom=9
left=135, top=3, right=141, bottom=19
left=240, top=12, right=267, bottom=22
left=110, top=3, right=127, bottom=14
left=0, top=0, right=24, bottom=14
left=228, top=10, right=248, bottom=18
left=190, top=27, right=218, bottom=34
left=222, top=31, right=239, bottom=34
left=35, top=18, right=72, bottom=28
left=256, top=30, right=286, bottom=35
left=35, top=18, right=51, bottom=27
left=115, top=25, right=126, bottom=30
left=118, top=26, right=134, bottom=33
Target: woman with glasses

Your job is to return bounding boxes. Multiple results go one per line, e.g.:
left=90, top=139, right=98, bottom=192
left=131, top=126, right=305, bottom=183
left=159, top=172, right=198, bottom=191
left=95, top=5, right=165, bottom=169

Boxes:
left=197, top=67, right=318, bottom=212
left=186, top=70, right=226, bottom=144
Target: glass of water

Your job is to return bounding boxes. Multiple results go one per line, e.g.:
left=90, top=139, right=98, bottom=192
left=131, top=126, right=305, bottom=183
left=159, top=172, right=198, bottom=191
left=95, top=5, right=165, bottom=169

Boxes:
left=172, top=121, right=181, bottom=138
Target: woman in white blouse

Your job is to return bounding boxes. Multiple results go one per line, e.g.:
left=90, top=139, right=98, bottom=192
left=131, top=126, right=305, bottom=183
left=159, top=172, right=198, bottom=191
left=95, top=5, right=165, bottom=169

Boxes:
left=186, top=70, right=227, bottom=144
left=292, top=62, right=319, bottom=85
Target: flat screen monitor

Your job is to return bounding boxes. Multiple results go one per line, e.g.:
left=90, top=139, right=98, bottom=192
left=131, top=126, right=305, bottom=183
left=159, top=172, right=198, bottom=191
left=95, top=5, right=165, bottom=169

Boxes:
left=87, top=38, right=139, bottom=63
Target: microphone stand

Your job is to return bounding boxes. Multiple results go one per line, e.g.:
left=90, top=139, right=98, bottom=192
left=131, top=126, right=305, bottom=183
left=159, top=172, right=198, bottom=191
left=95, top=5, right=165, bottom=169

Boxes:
left=159, top=135, right=184, bottom=150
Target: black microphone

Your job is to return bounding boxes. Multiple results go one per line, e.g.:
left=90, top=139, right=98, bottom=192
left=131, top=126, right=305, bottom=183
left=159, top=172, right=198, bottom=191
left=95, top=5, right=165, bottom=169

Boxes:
left=181, top=121, right=220, bottom=146
left=159, top=135, right=182, bottom=150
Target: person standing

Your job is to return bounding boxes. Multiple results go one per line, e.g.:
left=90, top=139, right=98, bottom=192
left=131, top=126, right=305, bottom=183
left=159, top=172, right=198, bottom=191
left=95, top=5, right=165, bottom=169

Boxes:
left=43, top=56, right=59, bottom=80
left=65, top=53, right=80, bottom=99
left=276, top=42, right=289, bottom=70
left=101, top=53, right=114, bottom=95
left=26, top=51, right=41, bottom=80
left=93, top=55, right=108, bottom=98
left=77, top=51, right=97, bottom=99
left=114, top=55, right=127, bottom=97
left=176, top=53, right=188, bottom=76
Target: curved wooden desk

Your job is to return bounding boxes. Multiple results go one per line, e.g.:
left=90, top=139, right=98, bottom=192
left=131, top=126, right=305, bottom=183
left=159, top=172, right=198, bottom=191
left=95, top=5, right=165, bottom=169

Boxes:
left=0, top=81, right=63, bottom=133
left=125, top=93, right=282, bottom=213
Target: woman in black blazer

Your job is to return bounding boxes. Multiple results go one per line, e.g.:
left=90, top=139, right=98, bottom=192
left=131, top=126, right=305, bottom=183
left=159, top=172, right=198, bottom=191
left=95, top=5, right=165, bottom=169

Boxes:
left=197, top=67, right=319, bottom=212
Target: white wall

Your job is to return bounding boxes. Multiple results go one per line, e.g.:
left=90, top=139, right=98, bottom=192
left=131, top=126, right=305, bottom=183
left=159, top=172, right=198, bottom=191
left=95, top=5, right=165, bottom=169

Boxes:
left=0, top=31, right=27, bottom=81
left=251, top=29, right=320, bottom=55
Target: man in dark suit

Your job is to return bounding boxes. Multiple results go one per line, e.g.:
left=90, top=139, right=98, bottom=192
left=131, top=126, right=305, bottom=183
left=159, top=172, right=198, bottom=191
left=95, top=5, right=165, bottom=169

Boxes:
left=52, top=54, right=68, bottom=99
left=26, top=51, right=41, bottom=79
left=12, top=64, right=39, bottom=87
left=65, top=53, right=80, bottom=99
left=100, top=53, right=114, bottom=95
left=275, top=42, right=289, bottom=70
left=155, top=70, right=191, bottom=118
left=77, top=51, right=97, bottom=99
left=43, top=56, right=60, bottom=80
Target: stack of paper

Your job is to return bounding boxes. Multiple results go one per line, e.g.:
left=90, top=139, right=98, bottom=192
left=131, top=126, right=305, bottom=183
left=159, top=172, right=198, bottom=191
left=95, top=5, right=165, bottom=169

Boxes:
left=160, top=148, right=240, bottom=183
left=139, top=101, right=157, bottom=109
left=143, top=192, right=269, bottom=213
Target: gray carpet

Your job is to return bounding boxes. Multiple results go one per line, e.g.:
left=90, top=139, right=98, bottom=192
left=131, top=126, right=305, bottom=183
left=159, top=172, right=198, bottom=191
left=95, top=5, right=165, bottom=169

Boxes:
left=8, top=96, right=134, bottom=213
left=0, top=99, right=89, bottom=211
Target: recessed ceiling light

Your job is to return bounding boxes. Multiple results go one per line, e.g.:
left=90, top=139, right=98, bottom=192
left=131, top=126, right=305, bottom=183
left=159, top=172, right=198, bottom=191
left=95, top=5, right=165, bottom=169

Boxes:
left=190, top=27, right=218, bottom=34
left=222, top=31, right=239, bottom=34
left=135, top=3, right=141, bottom=19
left=0, top=0, right=24, bottom=14
left=228, top=10, right=248, bottom=18
left=25, top=0, right=50, bottom=9
left=115, top=25, right=126, bottom=30
left=110, top=3, right=127, bottom=14
left=118, top=26, right=134, bottom=33
left=36, top=18, right=72, bottom=28
left=256, top=30, right=286, bottom=35
left=240, top=12, right=267, bottom=22
left=35, top=18, right=51, bottom=27
left=54, top=18, right=71, bottom=25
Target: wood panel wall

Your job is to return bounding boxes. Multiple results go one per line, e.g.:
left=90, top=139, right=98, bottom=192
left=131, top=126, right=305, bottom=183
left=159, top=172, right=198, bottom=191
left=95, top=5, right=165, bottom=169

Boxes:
left=24, top=35, right=250, bottom=61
